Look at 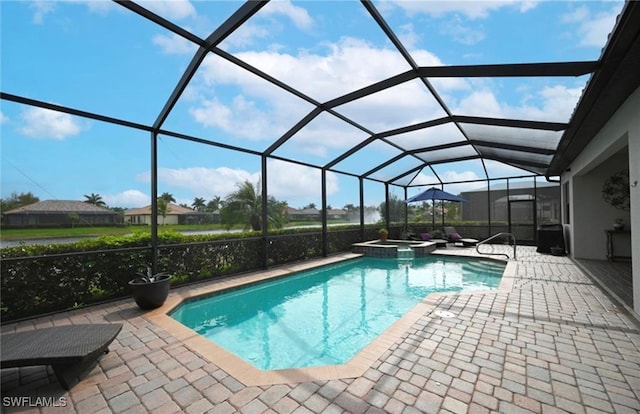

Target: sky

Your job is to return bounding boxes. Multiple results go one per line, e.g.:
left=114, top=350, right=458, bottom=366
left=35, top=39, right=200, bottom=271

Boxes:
left=0, top=0, right=624, bottom=210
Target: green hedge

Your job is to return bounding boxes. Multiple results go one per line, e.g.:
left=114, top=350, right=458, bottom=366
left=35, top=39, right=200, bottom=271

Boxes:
left=0, top=226, right=368, bottom=322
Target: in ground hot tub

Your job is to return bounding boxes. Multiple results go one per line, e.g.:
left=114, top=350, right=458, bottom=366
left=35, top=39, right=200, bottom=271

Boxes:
left=351, top=239, right=437, bottom=258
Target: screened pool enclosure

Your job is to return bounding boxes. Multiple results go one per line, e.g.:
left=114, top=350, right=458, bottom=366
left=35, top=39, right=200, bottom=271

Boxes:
left=2, top=1, right=634, bottom=272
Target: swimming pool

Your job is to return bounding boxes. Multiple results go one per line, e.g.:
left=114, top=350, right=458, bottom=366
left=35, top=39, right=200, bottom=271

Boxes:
left=170, top=256, right=504, bottom=371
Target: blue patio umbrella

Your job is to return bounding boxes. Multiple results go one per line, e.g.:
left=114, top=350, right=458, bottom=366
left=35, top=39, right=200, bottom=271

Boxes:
left=405, top=187, right=469, bottom=229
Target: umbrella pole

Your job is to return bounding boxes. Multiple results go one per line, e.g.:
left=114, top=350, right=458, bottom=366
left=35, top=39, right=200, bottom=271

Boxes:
left=432, top=200, right=435, bottom=230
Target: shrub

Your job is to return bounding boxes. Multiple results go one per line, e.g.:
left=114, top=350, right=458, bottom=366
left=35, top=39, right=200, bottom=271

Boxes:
left=0, top=226, right=366, bottom=322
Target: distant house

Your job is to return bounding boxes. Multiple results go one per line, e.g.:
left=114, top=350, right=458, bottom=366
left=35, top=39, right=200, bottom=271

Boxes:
left=124, top=203, right=218, bottom=225
left=326, top=209, right=348, bottom=220
left=1, top=200, right=123, bottom=227
left=286, top=207, right=347, bottom=221
left=286, top=207, right=321, bottom=221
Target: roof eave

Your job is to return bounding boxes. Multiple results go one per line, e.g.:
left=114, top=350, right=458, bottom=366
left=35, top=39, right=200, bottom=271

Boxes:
left=548, top=1, right=640, bottom=176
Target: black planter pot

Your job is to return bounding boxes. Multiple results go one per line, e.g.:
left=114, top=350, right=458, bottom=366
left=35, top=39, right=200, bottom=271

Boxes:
left=128, top=274, right=171, bottom=310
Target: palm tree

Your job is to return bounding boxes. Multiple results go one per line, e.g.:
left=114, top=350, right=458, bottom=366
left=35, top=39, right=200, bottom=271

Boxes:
left=192, top=197, right=206, bottom=211
left=84, top=193, right=106, bottom=206
left=159, top=192, right=176, bottom=204
left=220, top=180, right=287, bottom=231
left=207, top=196, right=222, bottom=212
left=157, top=198, right=171, bottom=225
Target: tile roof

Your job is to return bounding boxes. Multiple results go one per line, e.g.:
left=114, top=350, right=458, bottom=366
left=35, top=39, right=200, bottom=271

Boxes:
left=3, top=200, right=118, bottom=215
left=123, top=203, right=200, bottom=216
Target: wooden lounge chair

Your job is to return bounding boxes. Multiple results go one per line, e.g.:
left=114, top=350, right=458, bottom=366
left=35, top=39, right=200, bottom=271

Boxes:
left=0, top=323, right=122, bottom=390
left=444, top=226, right=479, bottom=247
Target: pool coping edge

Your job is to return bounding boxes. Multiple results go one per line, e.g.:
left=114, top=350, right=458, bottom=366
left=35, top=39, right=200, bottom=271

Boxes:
left=147, top=252, right=514, bottom=386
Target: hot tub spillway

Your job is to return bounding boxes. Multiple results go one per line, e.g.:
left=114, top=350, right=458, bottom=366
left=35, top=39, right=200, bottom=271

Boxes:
left=397, top=246, right=415, bottom=259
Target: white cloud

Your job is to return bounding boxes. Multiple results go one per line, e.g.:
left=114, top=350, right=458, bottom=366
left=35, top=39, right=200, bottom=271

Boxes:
left=453, top=90, right=503, bottom=117
left=189, top=95, right=279, bottom=141
left=484, top=160, right=534, bottom=178
left=191, top=37, right=429, bottom=152
left=440, top=19, right=486, bottom=45
left=29, top=1, right=118, bottom=24
left=78, top=0, right=114, bottom=14
left=30, top=1, right=56, bottom=24
left=155, top=166, right=258, bottom=200
left=281, top=114, right=369, bottom=158
left=17, top=107, right=84, bottom=140
left=132, top=161, right=338, bottom=206
left=389, top=1, right=538, bottom=20
left=440, top=170, right=481, bottom=183
left=212, top=36, right=417, bottom=102
left=440, top=181, right=481, bottom=196
left=189, top=31, right=584, bottom=164
left=222, top=22, right=272, bottom=49
left=219, top=0, right=313, bottom=49
left=29, top=0, right=120, bottom=24
left=261, top=0, right=314, bottom=31
left=404, top=170, right=483, bottom=194
left=451, top=82, right=582, bottom=123
left=153, top=32, right=198, bottom=55
left=104, top=190, right=150, bottom=209
left=189, top=98, right=234, bottom=131
left=137, top=0, right=196, bottom=20
left=567, top=5, right=621, bottom=48
left=335, top=79, right=449, bottom=132
left=267, top=160, right=339, bottom=204
left=0, top=112, right=9, bottom=124
left=398, top=23, right=420, bottom=49
left=405, top=172, right=439, bottom=186
left=562, top=5, right=590, bottom=23
left=534, top=85, right=583, bottom=119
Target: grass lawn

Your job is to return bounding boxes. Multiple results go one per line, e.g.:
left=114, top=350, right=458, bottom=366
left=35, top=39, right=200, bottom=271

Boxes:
left=0, top=220, right=356, bottom=242
left=0, top=224, right=222, bottom=241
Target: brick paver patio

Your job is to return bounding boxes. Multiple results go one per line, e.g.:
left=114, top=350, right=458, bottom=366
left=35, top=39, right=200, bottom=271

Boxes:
left=2, top=246, right=639, bottom=413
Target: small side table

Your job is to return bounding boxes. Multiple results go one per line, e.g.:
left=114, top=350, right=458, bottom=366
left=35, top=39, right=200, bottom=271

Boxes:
left=605, top=230, right=631, bottom=261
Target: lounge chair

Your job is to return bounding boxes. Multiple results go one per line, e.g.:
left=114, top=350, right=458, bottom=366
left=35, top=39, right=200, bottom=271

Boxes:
left=0, top=323, right=122, bottom=390
left=419, top=232, right=448, bottom=248
left=444, top=226, right=479, bottom=247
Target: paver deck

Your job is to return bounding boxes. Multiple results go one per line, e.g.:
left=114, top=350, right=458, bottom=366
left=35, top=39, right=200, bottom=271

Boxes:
left=2, top=246, right=639, bottom=413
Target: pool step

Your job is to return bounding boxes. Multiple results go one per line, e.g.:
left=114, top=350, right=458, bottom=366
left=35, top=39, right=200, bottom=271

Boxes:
left=465, top=260, right=505, bottom=273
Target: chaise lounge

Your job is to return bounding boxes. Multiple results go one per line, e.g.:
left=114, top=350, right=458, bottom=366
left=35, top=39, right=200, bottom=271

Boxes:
left=418, top=232, right=448, bottom=248
left=0, top=323, right=122, bottom=390
left=444, top=226, right=479, bottom=247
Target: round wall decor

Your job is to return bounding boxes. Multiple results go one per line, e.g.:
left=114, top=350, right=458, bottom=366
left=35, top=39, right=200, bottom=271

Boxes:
left=601, top=169, right=630, bottom=211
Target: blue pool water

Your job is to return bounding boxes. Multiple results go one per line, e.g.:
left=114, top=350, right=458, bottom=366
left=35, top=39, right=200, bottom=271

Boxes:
left=170, top=256, right=504, bottom=370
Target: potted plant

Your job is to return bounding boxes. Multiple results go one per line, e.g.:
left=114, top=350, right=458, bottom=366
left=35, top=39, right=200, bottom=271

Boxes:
left=379, top=228, right=389, bottom=241
left=128, top=267, right=172, bottom=310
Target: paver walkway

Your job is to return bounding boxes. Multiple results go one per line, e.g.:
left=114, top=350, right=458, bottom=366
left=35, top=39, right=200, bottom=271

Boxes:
left=2, top=246, right=639, bottom=413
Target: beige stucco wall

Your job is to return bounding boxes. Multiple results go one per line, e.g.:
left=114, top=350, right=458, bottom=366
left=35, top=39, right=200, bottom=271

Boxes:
left=562, top=85, right=640, bottom=314
left=572, top=150, right=630, bottom=259
left=127, top=214, right=179, bottom=225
